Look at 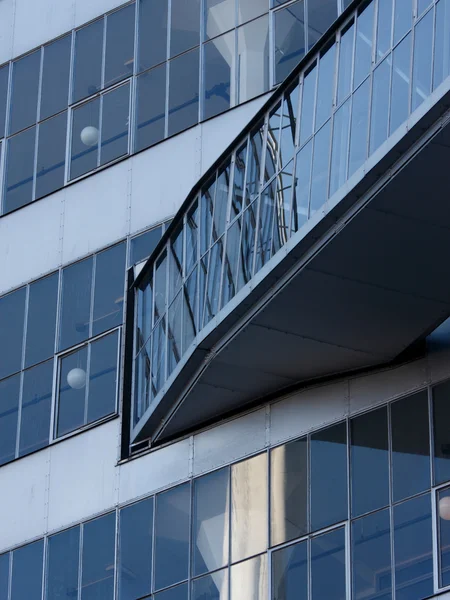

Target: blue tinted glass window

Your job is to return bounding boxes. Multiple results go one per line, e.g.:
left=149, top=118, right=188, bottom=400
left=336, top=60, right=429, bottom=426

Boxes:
left=394, top=494, right=433, bottom=600
left=135, top=65, right=166, bottom=151
left=418, top=0, right=432, bottom=15
left=57, top=345, right=88, bottom=437
left=10, top=50, right=40, bottom=135
left=82, top=513, right=115, bottom=600
left=272, top=541, right=307, bottom=600
left=193, top=467, right=229, bottom=576
left=36, top=111, right=67, bottom=200
left=139, top=0, right=168, bottom=71
left=73, top=20, right=103, bottom=102
left=237, top=16, right=270, bottom=103
left=393, top=0, right=413, bottom=45
left=354, top=2, right=374, bottom=87
left=337, top=22, right=354, bottom=104
left=47, top=527, right=80, bottom=600
left=434, top=0, right=450, bottom=90
left=155, top=582, right=189, bottom=600
left=349, top=78, right=369, bottom=175
left=438, top=488, right=450, bottom=586
left=60, top=257, right=93, bottom=351
left=376, top=0, right=393, bottom=60
left=105, top=4, right=135, bottom=88
left=311, top=528, right=346, bottom=600
left=0, top=553, right=9, bottom=598
left=11, top=540, right=43, bottom=600
left=205, top=0, right=235, bottom=40
left=315, top=44, right=336, bottom=130
left=87, top=330, right=118, bottom=424
left=390, top=33, right=411, bottom=135
left=4, top=126, right=36, bottom=213
left=203, top=32, right=234, bottom=120
left=171, top=0, right=201, bottom=57
left=0, top=64, right=9, bottom=138
left=412, top=9, right=433, bottom=111
left=330, top=98, right=350, bottom=196
left=310, top=120, right=331, bottom=215
left=119, top=498, right=153, bottom=600
left=155, top=483, right=191, bottom=590
left=26, top=274, right=58, bottom=368
left=100, top=84, right=130, bottom=166
left=230, top=555, right=268, bottom=600
left=70, top=97, right=100, bottom=180
left=370, top=56, right=391, bottom=154
left=0, top=287, right=25, bottom=379
left=274, top=1, right=306, bottom=85
left=19, top=360, right=52, bottom=456
left=311, top=422, right=347, bottom=531
left=300, top=64, right=317, bottom=144
left=192, top=569, right=228, bottom=600
left=93, top=243, right=126, bottom=337
left=238, top=0, right=267, bottom=24
left=168, top=48, right=199, bottom=137
left=292, top=139, right=312, bottom=230
left=433, top=380, right=450, bottom=484
left=308, top=0, right=337, bottom=49
left=352, top=509, right=391, bottom=600
left=279, top=85, right=298, bottom=168
left=41, top=35, right=71, bottom=120
left=0, top=374, right=20, bottom=465
left=351, top=407, right=389, bottom=517
left=130, top=226, right=163, bottom=265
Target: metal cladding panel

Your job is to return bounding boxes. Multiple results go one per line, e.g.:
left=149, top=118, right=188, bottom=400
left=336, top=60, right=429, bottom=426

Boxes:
left=193, top=407, right=266, bottom=475
left=118, top=437, right=191, bottom=505
left=0, top=192, right=62, bottom=296
left=47, top=419, right=119, bottom=532
left=0, top=449, right=49, bottom=552
left=62, top=160, right=130, bottom=265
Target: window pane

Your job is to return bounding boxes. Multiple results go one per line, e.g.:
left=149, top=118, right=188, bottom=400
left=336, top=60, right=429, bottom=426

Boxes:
left=376, top=0, right=393, bottom=60
left=308, top=0, right=337, bottom=49
left=93, top=243, right=126, bottom=336
left=433, top=0, right=450, bottom=90
left=354, top=2, right=374, bottom=88
left=279, top=85, right=299, bottom=169
left=330, top=98, right=350, bottom=196
left=272, top=541, right=307, bottom=600
left=292, top=140, right=312, bottom=230
left=349, top=78, right=369, bottom=176
left=418, top=0, right=432, bottom=15
left=351, top=407, right=389, bottom=517
left=105, top=4, right=135, bottom=88
left=139, top=0, right=168, bottom=71
left=203, top=31, right=234, bottom=120
left=352, top=509, right=391, bottom=600
left=370, top=56, right=391, bottom=154
left=271, top=438, right=307, bottom=546
left=171, top=0, right=201, bottom=57
left=337, top=23, right=354, bottom=104
left=0, top=553, right=9, bottom=598
left=433, top=379, right=450, bottom=484
left=193, top=467, right=229, bottom=576
left=87, top=331, right=118, bottom=424
left=4, top=126, right=36, bottom=214
left=10, top=50, right=40, bottom=135
left=231, top=453, right=268, bottom=562
left=310, top=120, right=331, bottom=215
left=438, top=487, right=450, bottom=586
left=0, top=287, right=25, bottom=379
left=0, top=374, right=20, bottom=465
left=390, top=33, right=411, bottom=135
left=0, top=64, right=9, bottom=138
left=311, top=422, right=347, bottom=531
left=394, top=494, right=433, bottom=600
left=47, top=527, right=80, bottom=600
left=73, top=20, right=103, bottom=103
left=36, top=111, right=67, bottom=200
left=274, top=1, right=306, bottom=85
left=315, top=44, right=336, bottom=130
left=393, top=0, right=413, bottom=45
left=19, top=360, right=52, bottom=456
left=412, top=9, right=433, bottom=111
left=230, top=555, right=267, bottom=600
left=119, top=498, right=153, bottom=600
left=192, top=569, right=228, bottom=600
left=205, top=0, right=235, bottom=40
left=41, top=35, right=71, bottom=120
left=131, top=226, right=163, bottom=265
left=299, top=64, right=317, bottom=145
left=155, top=483, right=190, bottom=590
left=71, top=97, right=100, bottom=180
left=237, top=15, right=270, bottom=103
left=81, top=513, right=115, bottom=600
left=168, top=48, right=199, bottom=137
left=311, top=528, right=346, bottom=600
left=11, top=540, right=43, bottom=600
left=135, top=65, right=166, bottom=151
left=238, top=0, right=267, bottom=24
left=100, top=86, right=130, bottom=166
left=57, top=345, right=88, bottom=437
left=155, top=582, right=189, bottom=600
left=60, top=257, right=93, bottom=350
left=391, top=391, right=430, bottom=502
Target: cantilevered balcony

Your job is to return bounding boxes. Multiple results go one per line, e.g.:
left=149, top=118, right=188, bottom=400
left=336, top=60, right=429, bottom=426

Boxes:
left=131, top=0, right=450, bottom=445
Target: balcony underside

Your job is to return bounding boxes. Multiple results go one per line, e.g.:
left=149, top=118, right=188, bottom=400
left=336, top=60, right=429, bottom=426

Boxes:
left=135, top=93, right=450, bottom=445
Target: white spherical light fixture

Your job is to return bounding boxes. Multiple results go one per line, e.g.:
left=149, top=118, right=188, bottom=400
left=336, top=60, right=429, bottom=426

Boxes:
left=80, top=125, right=99, bottom=147
left=439, top=496, right=450, bottom=521
left=67, top=367, right=87, bottom=390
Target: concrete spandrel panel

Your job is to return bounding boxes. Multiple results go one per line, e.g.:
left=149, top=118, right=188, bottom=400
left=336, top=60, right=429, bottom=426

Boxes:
left=349, top=359, right=428, bottom=415
left=0, top=0, right=14, bottom=64
left=0, top=449, right=49, bottom=552
left=193, top=408, right=266, bottom=475
left=47, top=420, right=119, bottom=532
left=62, top=161, right=129, bottom=264
left=129, top=128, right=199, bottom=234
left=118, top=438, right=190, bottom=505
left=13, top=0, right=74, bottom=59
left=0, top=192, right=62, bottom=296
left=74, top=0, right=126, bottom=28
left=200, top=94, right=270, bottom=175
left=270, top=382, right=349, bottom=446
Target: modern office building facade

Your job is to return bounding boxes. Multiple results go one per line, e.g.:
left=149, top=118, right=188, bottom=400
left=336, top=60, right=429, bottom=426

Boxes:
left=2, top=0, right=450, bottom=598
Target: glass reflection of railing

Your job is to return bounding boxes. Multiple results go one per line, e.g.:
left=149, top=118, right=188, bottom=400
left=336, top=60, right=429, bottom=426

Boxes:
left=134, top=0, right=450, bottom=426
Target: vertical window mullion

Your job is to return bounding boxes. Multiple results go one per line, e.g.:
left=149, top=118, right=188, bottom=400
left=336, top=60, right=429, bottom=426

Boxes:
left=14, top=371, right=24, bottom=460
left=83, top=341, right=92, bottom=426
